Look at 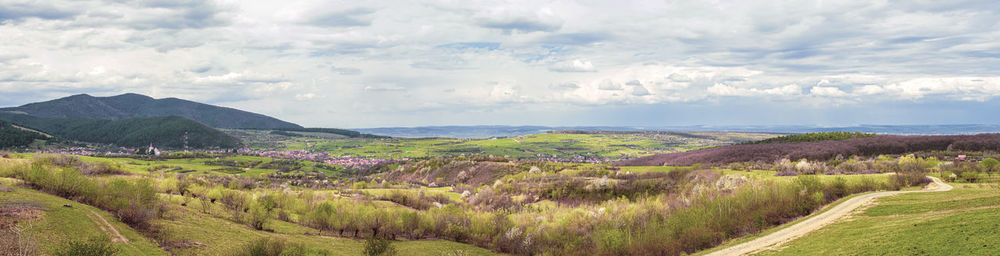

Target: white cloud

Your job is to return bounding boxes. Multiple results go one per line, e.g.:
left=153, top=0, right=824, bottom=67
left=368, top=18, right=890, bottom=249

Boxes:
left=549, top=59, right=596, bottom=72
left=810, top=86, right=847, bottom=97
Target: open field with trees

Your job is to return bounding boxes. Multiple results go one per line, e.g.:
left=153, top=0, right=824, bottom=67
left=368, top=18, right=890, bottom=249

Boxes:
left=2, top=131, right=998, bottom=255
left=232, top=130, right=775, bottom=161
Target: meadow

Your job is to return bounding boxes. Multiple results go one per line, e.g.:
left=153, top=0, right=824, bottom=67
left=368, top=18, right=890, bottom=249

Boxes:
left=231, top=130, right=775, bottom=161
left=754, top=180, right=1000, bottom=255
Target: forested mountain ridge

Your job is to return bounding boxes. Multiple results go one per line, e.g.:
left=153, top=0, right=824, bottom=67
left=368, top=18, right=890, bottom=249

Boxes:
left=0, top=93, right=302, bottom=129
left=0, top=113, right=240, bottom=148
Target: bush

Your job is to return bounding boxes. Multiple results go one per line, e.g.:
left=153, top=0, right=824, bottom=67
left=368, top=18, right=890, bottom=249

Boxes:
left=362, top=237, right=397, bottom=256
left=229, top=237, right=330, bottom=256
left=54, top=237, right=119, bottom=256
left=941, top=171, right=957, bottom=182
left=961, top=171, right=981, bottom=183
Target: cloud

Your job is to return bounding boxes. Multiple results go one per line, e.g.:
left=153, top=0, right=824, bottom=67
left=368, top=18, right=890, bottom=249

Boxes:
left=549, top=82, right=580, bottom=90
left=477, top=17, right=560, bottom=33
left=307, top=8, right=375, bottom=27
left=364, top=85, right=406, bottom=92
left=707, top=83, right=802, bottom=97
left=631, top=85, right=651, bottom=96
left=3, top=0, right=1000, bottom=127
left=810, top=86, right=847, bottom=97
left=539, top=32, right=609, bottom=45
left=436, top=42, right=501, bottom=51
left=549, top=59, right=596, bottom=72
left=597, top=80, right=622, bottom=90
left=331, top=66, right=362, bottom=75
left=0, top=2, right=79, bottom=22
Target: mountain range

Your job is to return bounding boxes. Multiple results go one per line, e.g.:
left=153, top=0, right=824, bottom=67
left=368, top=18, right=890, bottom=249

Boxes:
left=1, top=93, right=301, bottom=129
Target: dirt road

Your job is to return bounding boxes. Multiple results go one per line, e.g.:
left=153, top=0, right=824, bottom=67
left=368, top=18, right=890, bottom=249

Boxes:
left=87, top=209, right=129, bottom=243
left=706, top=176, right=952, bottom=256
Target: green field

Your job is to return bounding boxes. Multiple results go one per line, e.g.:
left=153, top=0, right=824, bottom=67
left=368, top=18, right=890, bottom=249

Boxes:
left=754, top=182, right=1000, bottom=255
left=236, top=130, right=776, bottom=160
left=0, top=177, right=167, bottom=256
left=60, top=154, right=338, bottom=177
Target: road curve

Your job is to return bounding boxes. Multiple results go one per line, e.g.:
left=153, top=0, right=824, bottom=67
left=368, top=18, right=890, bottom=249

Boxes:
left=706, top=176, right=952, bottom=256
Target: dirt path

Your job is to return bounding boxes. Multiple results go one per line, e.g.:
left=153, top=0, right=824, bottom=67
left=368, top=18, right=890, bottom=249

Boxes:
left=87, top=209, right=129, bottom=243
left=707, top=176, right=952, bottom=256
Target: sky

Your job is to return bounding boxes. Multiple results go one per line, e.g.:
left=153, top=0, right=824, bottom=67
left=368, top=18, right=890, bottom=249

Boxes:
left=1, top=0, right=999, bottom=128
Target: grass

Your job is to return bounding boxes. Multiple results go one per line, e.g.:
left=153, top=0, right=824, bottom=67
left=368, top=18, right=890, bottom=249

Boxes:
left=357, top=187, right=464, bottom=202
left=15, top=154, right=338, bottom=177
left=0, top=178, right=167, bottom=255
left=275, top=132, right=774, bottom=160
left=157, top=196, right=497, bottom=256
left=754, top=182, right=1000, bottom=256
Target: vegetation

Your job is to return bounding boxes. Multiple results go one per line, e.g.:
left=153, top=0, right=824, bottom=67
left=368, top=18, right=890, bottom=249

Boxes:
left=232, top=130, right=775, bottom=161
left=756, top=182, right=1000, bottom=255
left=0, top=113, right=241, bottom=148
left=53, top=237, right=119, bottom=256
left=744, top=132, right=875, bottom=144
left=620, top=133, right=1000, bottom=166
left=1, top=93, right=301, bottom=129
left=4, top=130, right=996, bottom=255
left=0, top=120, right=50, bottom=148
left=272, top=127, right=389, bottom=139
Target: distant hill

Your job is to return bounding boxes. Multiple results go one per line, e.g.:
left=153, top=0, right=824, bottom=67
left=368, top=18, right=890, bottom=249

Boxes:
left=0, top=113, right=240, bottom=148
left=272, top=127, right=389, bottom=139
left=0, top=120, right=52, bottom=148
left=0, top=93, right=302, bottom=129
left=615, top=133, right=1000, bottom=166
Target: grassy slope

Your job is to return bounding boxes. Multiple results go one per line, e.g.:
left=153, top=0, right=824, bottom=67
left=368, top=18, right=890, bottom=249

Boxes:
left=0, top=178, right=167, bottom=256
left=158, top=195, right=497, bottom=256
left=754, top=182, right=1000, bottom=256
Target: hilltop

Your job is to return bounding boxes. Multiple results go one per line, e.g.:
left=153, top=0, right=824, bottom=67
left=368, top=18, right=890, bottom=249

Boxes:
left=0, top=93, right=301, bottom=129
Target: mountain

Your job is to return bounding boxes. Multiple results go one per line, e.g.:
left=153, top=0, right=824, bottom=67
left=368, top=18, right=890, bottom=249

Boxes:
left=0, top=93, right=302, bottom=129
left=0, top=120, right=52, bottom=148
left=0, top=113, right=240, bottom=148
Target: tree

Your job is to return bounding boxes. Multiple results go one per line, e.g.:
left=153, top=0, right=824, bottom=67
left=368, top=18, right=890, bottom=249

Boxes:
left=980, top=158, right=999, bottom=175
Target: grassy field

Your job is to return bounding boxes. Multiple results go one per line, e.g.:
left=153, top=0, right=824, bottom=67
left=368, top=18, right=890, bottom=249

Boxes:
left=9, top=153, right=337, bottom=177
left=157, top=196, right=495, bottom=256
left=243, top=131, right=775, bottom=160
left=0, top=177, right=167, bottom=255
left=754, top=182, right=1000, bottom=256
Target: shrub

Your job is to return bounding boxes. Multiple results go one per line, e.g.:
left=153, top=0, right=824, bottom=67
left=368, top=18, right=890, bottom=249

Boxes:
left=961, top=171, right=981, bottom=183
left=941, top=171, right=956, bottom=182
left=229, top=237, right=330, bottom=256
left=362, top=237, right=397, bottom=256
left=54, top=237, right=119, bottom=256
left=246, top=202, right=272, bottom=231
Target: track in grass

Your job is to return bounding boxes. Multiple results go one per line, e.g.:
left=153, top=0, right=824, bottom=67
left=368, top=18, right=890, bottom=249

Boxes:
left=707, top=176, right=952, bottom=256
left=86, top=209, right=129, bottom=243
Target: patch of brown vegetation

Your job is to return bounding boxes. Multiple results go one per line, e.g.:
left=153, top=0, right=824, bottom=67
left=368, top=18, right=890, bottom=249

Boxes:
left=0, top=201, right=45, bottom=230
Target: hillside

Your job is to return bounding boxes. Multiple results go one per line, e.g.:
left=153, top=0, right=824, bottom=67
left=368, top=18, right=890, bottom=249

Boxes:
left=0, top=120, right=51, bottom=148
left=0, top=113, right=240, bottom=148
left=0, top=93, right=301, bottom=129
left=616, top=133, right=1000, bottom=166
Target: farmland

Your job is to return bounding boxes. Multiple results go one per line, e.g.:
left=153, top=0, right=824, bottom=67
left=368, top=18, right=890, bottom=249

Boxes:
left=230, top=129, right=776, bottom=161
